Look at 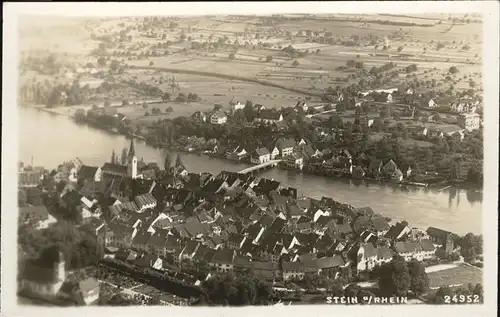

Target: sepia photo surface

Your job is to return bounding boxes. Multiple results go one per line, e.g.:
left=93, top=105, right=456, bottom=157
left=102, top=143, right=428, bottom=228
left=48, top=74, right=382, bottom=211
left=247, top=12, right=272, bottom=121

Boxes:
left=2, top=2, right=498, bottom=317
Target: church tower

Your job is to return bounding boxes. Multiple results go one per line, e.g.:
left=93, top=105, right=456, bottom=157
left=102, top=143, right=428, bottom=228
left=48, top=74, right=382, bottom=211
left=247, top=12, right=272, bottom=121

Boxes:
left=40, top=245, right=66, bottom=282
left=54, top=250, right=66, bottom=282
left=127, top=138, right=138, bottom=179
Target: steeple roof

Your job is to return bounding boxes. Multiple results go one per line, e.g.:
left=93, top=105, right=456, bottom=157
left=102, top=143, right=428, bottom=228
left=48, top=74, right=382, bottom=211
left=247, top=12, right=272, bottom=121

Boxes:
left=128, top=138, right=136, bottom=159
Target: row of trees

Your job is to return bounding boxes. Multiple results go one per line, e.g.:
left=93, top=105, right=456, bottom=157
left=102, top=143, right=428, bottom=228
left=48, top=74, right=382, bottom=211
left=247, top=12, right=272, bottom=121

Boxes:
left=346, top=59, right=364, bottom=69
left=378, top=257, right=429, bottom=297
left=175, top=92, right=201, bottom=102
left=457, top=233, right=482, bottom=260
left=200, top=271, right=272, bottom=306
left=46, top=81, right=94, bottom=107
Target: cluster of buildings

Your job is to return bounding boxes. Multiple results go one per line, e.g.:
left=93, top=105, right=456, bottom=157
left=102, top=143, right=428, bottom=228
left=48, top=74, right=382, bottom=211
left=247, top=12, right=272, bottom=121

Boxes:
left=18, top=139, right=461, bottom=300
left=224, top=137, right=301, bottom=169
left=356, top=88, right=482, bottom=132
left=221, top=136, right=412, bottom=182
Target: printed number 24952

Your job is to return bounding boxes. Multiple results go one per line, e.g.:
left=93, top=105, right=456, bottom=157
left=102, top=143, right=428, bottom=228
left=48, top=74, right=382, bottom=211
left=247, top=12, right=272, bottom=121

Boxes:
left=444, top=295, right=481, bottom=304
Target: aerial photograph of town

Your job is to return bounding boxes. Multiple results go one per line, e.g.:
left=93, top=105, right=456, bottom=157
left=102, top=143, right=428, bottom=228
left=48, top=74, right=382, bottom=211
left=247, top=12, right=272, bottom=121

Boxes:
left=13, top=10, right=488, bottom=308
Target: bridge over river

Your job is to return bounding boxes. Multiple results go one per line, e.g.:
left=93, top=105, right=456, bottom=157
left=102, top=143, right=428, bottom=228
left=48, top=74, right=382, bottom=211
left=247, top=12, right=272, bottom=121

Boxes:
left=238, top=159, right=282, bottom=174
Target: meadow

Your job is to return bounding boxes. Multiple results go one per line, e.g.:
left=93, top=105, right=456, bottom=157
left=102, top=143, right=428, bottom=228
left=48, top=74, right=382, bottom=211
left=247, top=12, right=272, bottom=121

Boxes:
left=427, top=264, right=483, bottom=289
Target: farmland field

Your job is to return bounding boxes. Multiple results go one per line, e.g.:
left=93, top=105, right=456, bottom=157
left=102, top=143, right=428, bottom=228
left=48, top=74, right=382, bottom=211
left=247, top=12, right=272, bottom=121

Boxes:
left=19, top=14, right=483, bottom=121
left=427, top=264, right=483, bottom=289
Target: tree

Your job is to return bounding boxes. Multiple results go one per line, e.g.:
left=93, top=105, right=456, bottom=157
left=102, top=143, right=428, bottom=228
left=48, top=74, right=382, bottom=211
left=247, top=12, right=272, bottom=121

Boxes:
left=111, top=149, right=117, bottom=164
left=265, top=55, right=273, bottom=62
left=162, top=92, right=171, bottom=101
left=358, top=289, right=376, bottom=304
left=378, top=257, right=411, bottom=296
left=149, top=61, right=154, bottom=66
left=458, top=233, right=483, bottom=258
left=344, top=284, right=360, bottom=298
left=175, top=153, right=184, bottom=168
left=120, top=148, right=128, bottom=165
left=162, top=151, right=173, bottom=171
left=434, top=286, right=453, bottom=304
left=74, top=108, right=86, bottom=122
left=202, top=272, right=271, bottom=306
left=346, top=60, right=356, bottom=68
left=397, top=46, right=403, bottom=52
left=228, top=52, right=235, bottom=60
left=407, top=259, right=429, bottom=296
left=406, top=64, right=418, bottom=73
left=243, top=101, right=256, bottom=122
left=355, top=61, right=364, bottom=69
left=336, top=103, right=345, bottom=113
left=109, top=60, right=120, bottom=73
left=449, top=66, right=459, bottom=74
left=292, top=60, right=299, bottom=67
left=97, top=57, right=107, bottom=67
left=175, top=93, right=187, bottom=102
left=379, top=108, right=389, bottom=118
left=473, top=283, right=483, bottom=298
left=466, top=166, right=482, bottom=185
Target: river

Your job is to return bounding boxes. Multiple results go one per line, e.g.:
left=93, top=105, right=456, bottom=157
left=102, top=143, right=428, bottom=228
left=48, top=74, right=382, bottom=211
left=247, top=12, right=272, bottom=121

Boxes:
left=18, top=107, right=482, bottom=235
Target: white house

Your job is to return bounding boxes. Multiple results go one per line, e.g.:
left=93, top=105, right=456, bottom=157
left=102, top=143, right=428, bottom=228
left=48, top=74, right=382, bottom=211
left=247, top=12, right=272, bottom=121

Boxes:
left=80, top=196, right=101, bottom=219
left=231, top=101, right=245, bottom=112
left=386, top=93, right=394, bottom=103
left=210, top=110, right=227, bottom=125
left=281, top=261, right=318, bottom=281
left=269, top=146, right=280, bottom=160
left=394, top=240, right=437, bottom=261
left=355, top=243, right=394, bottom=272
left=276, top=138, right=296, bottom=157
left=312, top=208, right=330, bottom=223
left=250, top=148, right=271, bottom=164
left=450, top=99, right=479, bottom=113
left=254, top=111, right=284, bottom=124
left=226, top=146, right=248, bottom=161
left=426, top=99, right=436, bottom=108
left=284, top=153, right=304, bottom=170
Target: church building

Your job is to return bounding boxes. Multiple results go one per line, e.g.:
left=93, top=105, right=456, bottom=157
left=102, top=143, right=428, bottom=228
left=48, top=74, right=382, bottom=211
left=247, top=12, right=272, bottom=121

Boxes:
left=101, top=139, right=140, bottom=179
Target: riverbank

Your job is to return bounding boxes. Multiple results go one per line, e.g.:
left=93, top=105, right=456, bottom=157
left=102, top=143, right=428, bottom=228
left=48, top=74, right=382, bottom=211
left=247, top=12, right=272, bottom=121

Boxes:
left=29, top=104, right=482, bottom=192
left=18, top=106, right=483, bottom=235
